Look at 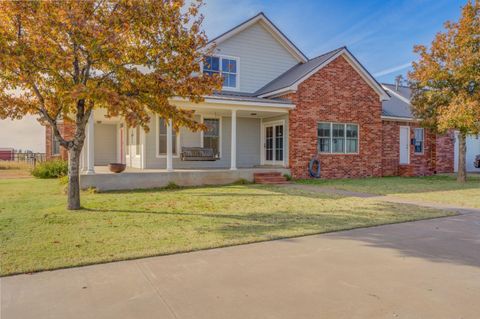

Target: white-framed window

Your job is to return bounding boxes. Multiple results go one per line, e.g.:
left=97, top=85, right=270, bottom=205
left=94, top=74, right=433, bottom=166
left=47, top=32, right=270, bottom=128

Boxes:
left=318, top=122, right=359, bottom=154
left=135, top=126, right=141, bottom=156
left=202, top=117, right=221, bottom=158
left=156, top=117, right=179, bottom=157
left=414, top=128, right=424, bottom=154
left=51, top=133, right=60, bottom=155
left=126, top=128, right=130, bottom=155
left=203, top=55, right=239, bottom=90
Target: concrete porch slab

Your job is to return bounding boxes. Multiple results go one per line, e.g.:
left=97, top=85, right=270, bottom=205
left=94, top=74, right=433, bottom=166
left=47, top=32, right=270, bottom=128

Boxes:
left=80, top=167, right=291, bottom=191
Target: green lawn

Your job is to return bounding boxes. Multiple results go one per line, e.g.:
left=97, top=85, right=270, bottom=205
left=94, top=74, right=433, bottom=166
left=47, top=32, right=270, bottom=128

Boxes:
left=297, top=175, right=480, bottom=208
left=0, top=178, right=452, bottom=276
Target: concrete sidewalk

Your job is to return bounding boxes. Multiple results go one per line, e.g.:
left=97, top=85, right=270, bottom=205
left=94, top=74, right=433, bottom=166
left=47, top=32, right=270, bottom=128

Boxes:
left=2, top=213, right=480, bottom=319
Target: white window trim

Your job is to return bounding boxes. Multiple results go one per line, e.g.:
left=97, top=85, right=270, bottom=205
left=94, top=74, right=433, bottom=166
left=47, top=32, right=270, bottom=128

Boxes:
left=200, top=114, right=222, bottom=158
left=317, top=122, right=360, bottom=155
left=202, top=54, right=240, bottom=91
left=414, top=127, right=424, bottom=155
left=156, top=115, right=181, bottom=158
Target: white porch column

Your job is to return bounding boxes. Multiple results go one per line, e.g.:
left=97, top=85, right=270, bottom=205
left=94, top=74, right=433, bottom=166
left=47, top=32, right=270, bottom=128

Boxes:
left=85, top=112, right=95, bottom=174
left=230, top=109, right=237, bottom=170
left=166, top=119, right=173, bottom=172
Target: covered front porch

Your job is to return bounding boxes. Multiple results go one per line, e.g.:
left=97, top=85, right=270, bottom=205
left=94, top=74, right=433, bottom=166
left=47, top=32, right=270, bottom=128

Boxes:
left=79, top=95, right=293, bottom=190
left=80, top=166, right=290, bottom=191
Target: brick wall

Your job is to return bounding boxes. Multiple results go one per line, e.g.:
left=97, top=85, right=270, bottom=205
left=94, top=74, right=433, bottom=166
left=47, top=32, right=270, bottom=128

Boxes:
left=435, top=131, right=455, bottom=173
left=45, top=121, right=75, bottom=161
left=287, top=55, right=383, bottom=179
left=381, top=120, right=454, bottom=176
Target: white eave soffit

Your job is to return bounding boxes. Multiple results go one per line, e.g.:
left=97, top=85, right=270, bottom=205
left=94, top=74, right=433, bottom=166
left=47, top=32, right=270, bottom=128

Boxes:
left=207, top=13, right=308, bottom=64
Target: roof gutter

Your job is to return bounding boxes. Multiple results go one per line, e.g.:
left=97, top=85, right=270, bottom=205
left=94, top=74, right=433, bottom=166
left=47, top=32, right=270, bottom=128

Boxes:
left=381, top=115, right=419, bottom=122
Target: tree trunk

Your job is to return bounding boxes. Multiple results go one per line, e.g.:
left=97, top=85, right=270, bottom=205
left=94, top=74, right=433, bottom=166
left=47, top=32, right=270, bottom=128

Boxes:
left=457, top=132, right=467, bottom=183
left=67, top=147, right=82, bottom=210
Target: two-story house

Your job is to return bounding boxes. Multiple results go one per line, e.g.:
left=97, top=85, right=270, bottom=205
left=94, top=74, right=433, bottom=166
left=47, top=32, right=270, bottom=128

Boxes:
left=46, top=12, right=454, bottom=190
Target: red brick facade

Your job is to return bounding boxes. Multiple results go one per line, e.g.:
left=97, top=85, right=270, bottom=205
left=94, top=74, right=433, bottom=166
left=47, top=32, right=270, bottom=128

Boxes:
left=287, top=56, right=383, bottom=179
left=286, top=55, right=454, bottom=179
left=45, top=121, right=75, bottom=161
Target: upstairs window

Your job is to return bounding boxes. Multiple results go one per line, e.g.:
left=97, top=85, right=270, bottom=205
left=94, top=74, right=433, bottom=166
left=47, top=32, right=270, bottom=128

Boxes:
left=203, top=56, right=238, bottom=90
left=318, top=122, right=359, bottom=154
left=414, top=128, right=424, bottom=154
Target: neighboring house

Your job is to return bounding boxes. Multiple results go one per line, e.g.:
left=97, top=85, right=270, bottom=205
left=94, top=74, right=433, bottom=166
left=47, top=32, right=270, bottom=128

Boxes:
left=45, top=12, right=454, bottom=189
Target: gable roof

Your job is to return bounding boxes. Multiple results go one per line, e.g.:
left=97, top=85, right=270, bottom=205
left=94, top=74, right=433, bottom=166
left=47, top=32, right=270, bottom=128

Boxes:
left=208, top=12, right=308, bottom=63
left=381, top=84, right=414, bottom=119
left=255, top=47, right=390, bottom=100
left=254, top=47, right=344, bottom=96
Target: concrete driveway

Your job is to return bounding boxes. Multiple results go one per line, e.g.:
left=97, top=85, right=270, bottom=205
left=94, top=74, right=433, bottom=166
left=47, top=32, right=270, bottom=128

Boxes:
left=2, top=213, right=480, bottom=319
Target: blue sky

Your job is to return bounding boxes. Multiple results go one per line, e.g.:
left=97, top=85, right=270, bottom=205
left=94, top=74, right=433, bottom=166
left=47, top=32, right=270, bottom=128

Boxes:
left=201, top=0, right=466, bottom=83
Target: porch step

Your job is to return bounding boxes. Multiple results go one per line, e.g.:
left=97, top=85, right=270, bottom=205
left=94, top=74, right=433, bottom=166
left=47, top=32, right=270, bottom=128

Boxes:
left=254, top=172, right=290, bottom=184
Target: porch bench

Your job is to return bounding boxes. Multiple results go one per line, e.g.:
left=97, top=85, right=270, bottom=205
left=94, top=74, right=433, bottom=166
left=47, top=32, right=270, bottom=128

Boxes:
left=180, top=147, right=218, bottom=161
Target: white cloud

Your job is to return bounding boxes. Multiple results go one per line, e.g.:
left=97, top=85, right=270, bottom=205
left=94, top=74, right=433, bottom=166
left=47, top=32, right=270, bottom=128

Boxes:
left=373, top=62, right=412, bottom=77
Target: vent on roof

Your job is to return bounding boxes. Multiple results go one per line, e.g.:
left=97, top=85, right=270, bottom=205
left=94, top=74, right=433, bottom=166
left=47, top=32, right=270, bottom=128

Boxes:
left=394, top=75, right=404, bottom=91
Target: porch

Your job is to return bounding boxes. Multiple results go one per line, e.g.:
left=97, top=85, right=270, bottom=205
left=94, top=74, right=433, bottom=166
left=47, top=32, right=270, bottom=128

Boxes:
left=80, top=167, right=291, bottom=191
left=79, top=95, right=294, bottom=190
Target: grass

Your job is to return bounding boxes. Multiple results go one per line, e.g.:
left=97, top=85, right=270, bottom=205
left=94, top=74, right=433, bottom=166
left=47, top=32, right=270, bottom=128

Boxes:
left=0, top=160, right=31, bottom=170
left=297, top=174, right=480, bottom=208
left=0, top=178, right=453, bottom=276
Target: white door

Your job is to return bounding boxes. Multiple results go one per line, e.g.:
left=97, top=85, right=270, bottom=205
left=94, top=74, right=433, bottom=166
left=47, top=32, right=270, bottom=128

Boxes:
left=263, top=123, right=284, bottom=165
left=399, top=126, right=410, bottom=164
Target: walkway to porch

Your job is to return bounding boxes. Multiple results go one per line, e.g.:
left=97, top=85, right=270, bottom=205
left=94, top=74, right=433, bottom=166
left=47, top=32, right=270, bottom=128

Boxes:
left=80, top=167, right=290, bottom=191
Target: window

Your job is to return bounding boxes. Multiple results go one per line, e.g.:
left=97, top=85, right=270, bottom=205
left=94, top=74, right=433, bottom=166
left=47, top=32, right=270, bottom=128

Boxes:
left=317, top=123, right=331, bottom=153
left=158, top=118, right=177, bottom=156
left=203, top=118, right=220, bottom=157
left=135, top=126, right=140, bottom=156
left=203, top=56, right=238, bottom=90
left=414, top=128, right=424, bottom=154
left=318, top=122, right=359, bottom=154
left=52, top=134, right=60, bottom=155
left=126, top=128, right=130, bottom=155
left=346, top=124, right=359, bottom=153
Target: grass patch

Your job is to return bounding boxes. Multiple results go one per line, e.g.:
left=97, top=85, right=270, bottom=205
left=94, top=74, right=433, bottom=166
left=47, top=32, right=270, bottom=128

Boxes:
left=0, top=178, right=453, bottom=276
left=0, top=160, right=31, bottom=170
left=297, top=175, right=480, bottom=208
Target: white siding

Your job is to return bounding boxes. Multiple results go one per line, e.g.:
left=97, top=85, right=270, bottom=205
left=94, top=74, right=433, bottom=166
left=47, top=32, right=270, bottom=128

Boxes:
left=454, top=133, right=480, bottom=172
left=215, top=22, right=299, bottom=93
left=94, top=123, right=117, bottom=165
left=145, top=116, right=261, bottom=169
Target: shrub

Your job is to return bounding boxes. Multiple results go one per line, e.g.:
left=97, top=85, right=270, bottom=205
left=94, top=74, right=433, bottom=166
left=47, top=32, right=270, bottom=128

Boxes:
left=233, top=178, right=251, bottom=185
left=31, top=160, right=68, bottom=179
left=283, top=174, right=292, bottom=181
left=164, top=181, right=182, bottom=190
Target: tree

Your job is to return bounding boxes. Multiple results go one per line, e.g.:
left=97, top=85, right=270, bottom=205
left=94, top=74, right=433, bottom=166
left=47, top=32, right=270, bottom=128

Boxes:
left=0, top=0, right=222, bottom=209
left=409, top=0, right=480, bottom=183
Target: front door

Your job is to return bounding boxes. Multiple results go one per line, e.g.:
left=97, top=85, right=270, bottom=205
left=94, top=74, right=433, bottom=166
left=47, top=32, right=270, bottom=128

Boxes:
left=399, top=126, right=410, bottom=164
left=264, top=123, right=284, bottom=165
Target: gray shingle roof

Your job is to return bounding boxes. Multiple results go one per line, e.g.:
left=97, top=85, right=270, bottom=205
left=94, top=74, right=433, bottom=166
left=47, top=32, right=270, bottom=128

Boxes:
left=254, top=47, right=345, bottom=96
left=381, top=84, right=413, bottom=119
